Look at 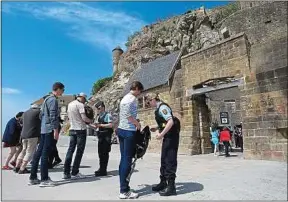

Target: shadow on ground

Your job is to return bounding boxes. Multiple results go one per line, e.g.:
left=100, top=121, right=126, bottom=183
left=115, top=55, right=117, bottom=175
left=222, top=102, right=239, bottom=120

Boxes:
left=54, top=169, right=139, bottom=186
left=48, top=165, right=91, bottom=173
left=135, top=182, right=204, bottom=197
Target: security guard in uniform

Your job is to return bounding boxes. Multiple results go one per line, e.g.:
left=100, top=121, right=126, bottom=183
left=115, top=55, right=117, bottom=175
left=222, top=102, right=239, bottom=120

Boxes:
left=146, top=93, right=180, bottom=196
left=92, top=101, right=114, bottom=177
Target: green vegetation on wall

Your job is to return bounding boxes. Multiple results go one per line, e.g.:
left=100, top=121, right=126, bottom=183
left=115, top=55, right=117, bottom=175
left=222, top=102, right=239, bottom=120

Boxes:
left=91, top=76, right=113, bottom=95
left=125, top=31, right=141, bottom=48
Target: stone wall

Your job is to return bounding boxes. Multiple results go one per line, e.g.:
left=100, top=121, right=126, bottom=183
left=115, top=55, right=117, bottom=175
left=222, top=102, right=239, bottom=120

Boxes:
left=242, top=36, right=287, bottom=162
left=180, top=1, right=288, bottom=161
left=219, top=1, right=287, bottom=161
left=181, top=33, right=250, bottom=156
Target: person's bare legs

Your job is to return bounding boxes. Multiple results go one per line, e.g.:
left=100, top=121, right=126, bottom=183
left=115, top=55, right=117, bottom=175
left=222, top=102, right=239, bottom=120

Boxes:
left=4, top=147, right=16, bottom=167
left=16, top=140, right=27, bottom=169
left=11, top=146, right=23, bottom=165
left=214, top=143, right=217, bottom=156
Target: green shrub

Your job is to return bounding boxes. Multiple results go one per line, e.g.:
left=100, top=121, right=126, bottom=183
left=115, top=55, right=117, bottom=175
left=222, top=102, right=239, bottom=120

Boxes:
left=125, top=31, right=141, bottom=48
left=91, top=76, right=113, bottom=95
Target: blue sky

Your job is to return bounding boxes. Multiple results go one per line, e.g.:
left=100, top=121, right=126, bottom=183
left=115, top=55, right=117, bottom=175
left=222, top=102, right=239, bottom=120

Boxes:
left=1, top=1, right=229, bottom=127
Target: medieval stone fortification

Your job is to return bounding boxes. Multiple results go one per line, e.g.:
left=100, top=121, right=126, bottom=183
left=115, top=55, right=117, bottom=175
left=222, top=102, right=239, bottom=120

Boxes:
left=89, top=1, right=287, bottom=161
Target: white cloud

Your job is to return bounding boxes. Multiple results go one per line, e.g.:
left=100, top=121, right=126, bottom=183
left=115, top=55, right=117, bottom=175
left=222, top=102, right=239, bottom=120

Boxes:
left=2, top=87, right=21, bottom=94
left=2, top=2, right=146, bottom=51
left=1, top=95, right=31, bottom=129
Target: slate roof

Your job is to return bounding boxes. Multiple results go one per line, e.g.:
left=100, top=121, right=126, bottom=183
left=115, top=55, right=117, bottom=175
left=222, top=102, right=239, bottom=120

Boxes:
left=122, top=50, right=182, bottom=96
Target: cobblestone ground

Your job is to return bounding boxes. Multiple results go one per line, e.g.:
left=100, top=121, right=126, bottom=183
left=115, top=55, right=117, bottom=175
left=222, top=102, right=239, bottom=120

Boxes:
left=1, top=136, right=287, bottom=200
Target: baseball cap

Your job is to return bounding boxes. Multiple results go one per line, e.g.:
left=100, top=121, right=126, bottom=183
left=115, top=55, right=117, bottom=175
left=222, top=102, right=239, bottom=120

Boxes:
left=77, top=92, right=87, bottom=99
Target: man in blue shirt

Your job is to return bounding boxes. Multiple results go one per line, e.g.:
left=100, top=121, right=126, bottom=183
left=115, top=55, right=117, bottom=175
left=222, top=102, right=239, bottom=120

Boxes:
left=29, top=82, right=65, bottom=187
left=91, top=101, right=114, bottom=177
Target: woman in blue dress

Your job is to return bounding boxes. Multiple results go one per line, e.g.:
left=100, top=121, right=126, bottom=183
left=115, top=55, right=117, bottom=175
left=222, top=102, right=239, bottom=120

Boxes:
left=210, top=127, right=220, bottom=156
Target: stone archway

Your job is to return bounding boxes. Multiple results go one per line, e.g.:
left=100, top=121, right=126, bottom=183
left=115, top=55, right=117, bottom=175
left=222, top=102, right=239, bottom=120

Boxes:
left=187, top=77, right=244, bottom=153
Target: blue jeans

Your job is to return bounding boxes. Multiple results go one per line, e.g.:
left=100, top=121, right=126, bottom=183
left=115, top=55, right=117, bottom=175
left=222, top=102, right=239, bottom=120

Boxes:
left=117, top=128, right=136, bottom=193
left=64, top=130, right=87, bottom=176
left=30, top=133, right=53, bottom=181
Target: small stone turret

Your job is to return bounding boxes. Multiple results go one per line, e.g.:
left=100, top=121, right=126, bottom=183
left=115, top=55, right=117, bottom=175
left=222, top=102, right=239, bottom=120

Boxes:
left=112, top=46, right=124, bottom=73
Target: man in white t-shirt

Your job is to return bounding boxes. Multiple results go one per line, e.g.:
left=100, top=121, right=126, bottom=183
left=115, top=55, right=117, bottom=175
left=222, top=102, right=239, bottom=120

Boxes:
left=117, top=81, right=144, bottom=199
left=63, top=93, right=92, bottom=179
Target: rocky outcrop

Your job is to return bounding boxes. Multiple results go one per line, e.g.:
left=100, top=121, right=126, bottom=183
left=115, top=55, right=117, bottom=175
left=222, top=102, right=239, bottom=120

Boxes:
left=88, top=2, right=242, bottom=121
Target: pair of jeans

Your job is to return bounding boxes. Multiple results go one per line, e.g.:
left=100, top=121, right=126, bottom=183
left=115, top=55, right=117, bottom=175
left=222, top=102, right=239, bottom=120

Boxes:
left=30, top=133, right=54, bottom=181
left=223, top=141, right=230, bottom=156
left=64, top=130, right=87, bottom=176
left=117, top=128, right=136, bottom=193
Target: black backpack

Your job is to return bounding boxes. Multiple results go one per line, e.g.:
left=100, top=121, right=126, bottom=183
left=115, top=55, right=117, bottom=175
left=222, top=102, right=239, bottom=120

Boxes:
left=84, top=105, right=95, bottom=120
left=133, top=126, right=151, bottom=159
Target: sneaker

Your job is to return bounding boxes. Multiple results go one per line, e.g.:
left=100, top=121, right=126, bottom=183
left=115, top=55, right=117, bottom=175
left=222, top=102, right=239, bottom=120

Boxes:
left=2, top=165, right=13, bottom=170
left=13, top=167, right=20, bottom=173
left=119, top=191, right=139, bottom=199
left=39, top=178, right=56, bottom=187
left=71, top=173, right=86, bottom=180
left=18, top=168, right=30, bottom=174
left=52, top=159, right=62, bottom=167
left=28, top=178, right=41, bottom=186
left=63, top=173, right=71, bottom=180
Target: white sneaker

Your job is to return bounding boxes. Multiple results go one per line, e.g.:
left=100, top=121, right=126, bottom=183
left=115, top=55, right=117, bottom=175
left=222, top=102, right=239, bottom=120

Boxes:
left=119, top=191, right=139, bottom=199
left=71, top=173, right=86, bottom=179
left=39, top=178, right=56, bottom=187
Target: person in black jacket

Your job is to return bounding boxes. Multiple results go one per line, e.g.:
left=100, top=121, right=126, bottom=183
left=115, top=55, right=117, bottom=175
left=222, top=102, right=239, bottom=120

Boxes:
left=14, top=105, right=41, bottom=174
left=2, top=112, right=24, bottom=170
left=91, top=101, right=114, bottom=177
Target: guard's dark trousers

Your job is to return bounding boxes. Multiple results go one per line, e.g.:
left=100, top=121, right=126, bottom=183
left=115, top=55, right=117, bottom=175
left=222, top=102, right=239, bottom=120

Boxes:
left=95, top=132, right=112, bottom=176
left=153, top=133, right=179, bottom=196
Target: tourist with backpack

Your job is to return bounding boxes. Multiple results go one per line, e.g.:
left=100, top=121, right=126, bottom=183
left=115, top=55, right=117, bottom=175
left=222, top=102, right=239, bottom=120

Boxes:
left=116, top=81, right=144, bottom=199
left=29, top=82, right=65, bottom=187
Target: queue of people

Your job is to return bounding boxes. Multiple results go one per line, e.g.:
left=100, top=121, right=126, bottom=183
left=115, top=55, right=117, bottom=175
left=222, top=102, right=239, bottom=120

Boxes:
left=210, top=123, right=243, bottom=157
left=2, top=80, right=182, bottom=199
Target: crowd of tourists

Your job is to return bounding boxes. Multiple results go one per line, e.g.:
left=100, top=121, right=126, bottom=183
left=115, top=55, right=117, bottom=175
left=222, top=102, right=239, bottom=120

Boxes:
left=2, top=81, right=181, bottom=199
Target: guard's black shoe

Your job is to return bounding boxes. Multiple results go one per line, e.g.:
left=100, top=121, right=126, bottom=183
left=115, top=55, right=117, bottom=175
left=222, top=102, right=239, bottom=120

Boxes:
left=152, top=177, right=167, bottom=192
left=94, top=169, right=107, bottom=177
left=159, top=179, right=177, bottom=196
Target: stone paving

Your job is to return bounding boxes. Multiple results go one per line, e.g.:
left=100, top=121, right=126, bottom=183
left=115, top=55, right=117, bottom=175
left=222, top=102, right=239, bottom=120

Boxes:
left=1, top=136, right=287, bottom=200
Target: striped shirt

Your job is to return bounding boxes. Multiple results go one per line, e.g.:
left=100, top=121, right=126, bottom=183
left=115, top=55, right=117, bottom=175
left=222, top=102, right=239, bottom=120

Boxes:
left=118, top=93, right=138, bottom=131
